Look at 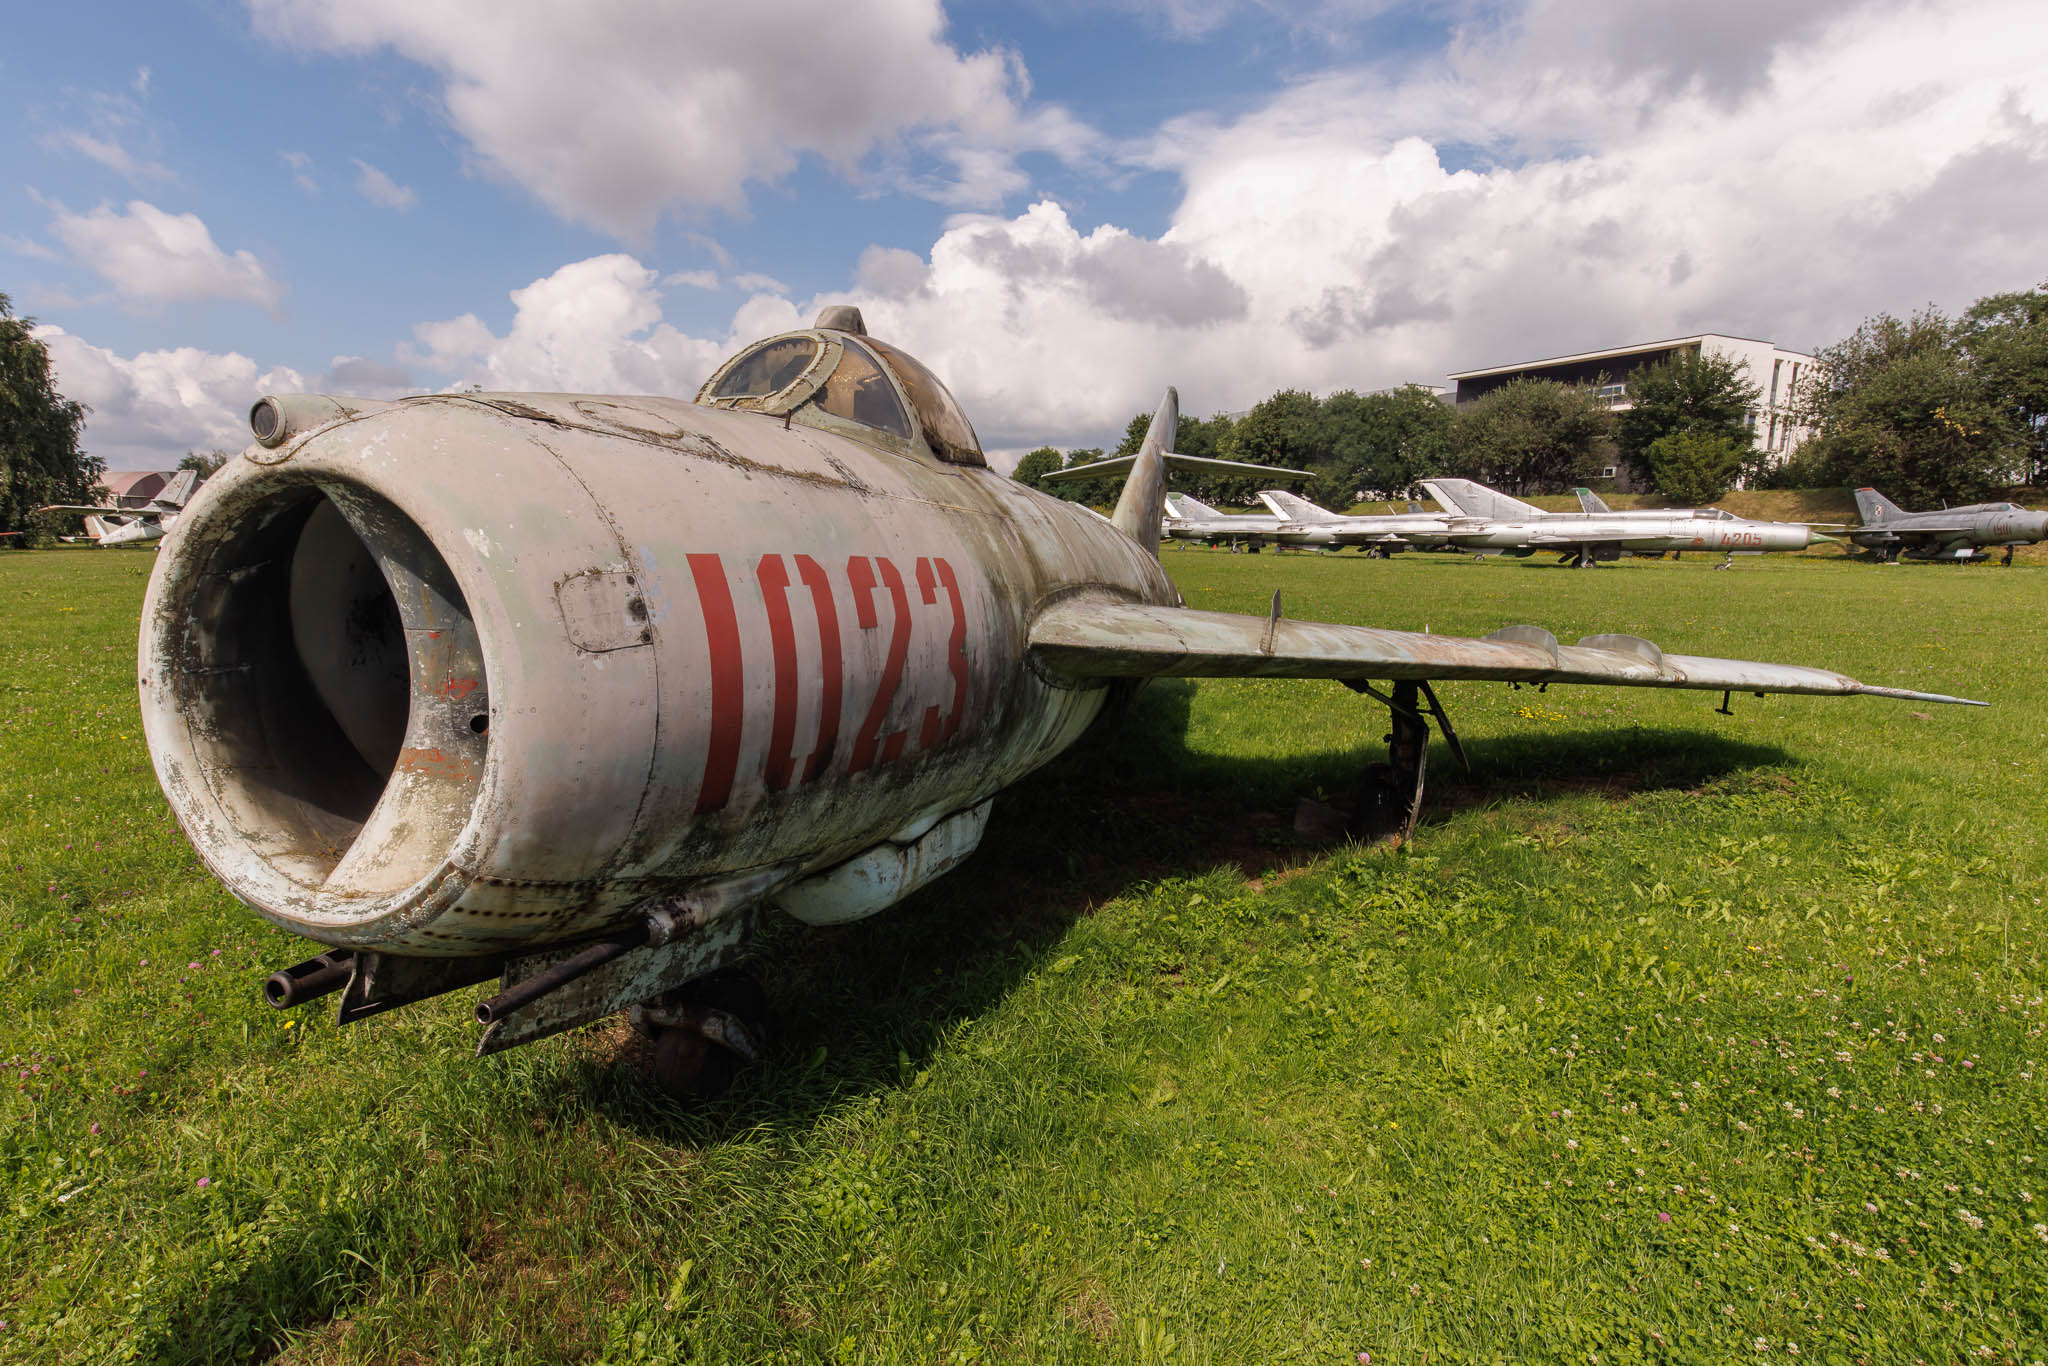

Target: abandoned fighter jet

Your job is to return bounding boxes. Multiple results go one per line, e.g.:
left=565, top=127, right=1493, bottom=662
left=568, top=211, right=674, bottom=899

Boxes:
left=1161, top=492, right=1295, bottom=550
left=37, top=468, right=201, bottom=546
left=1421, top=477, right=1826, bottom=566
left=137, top=307, right=1978, bottom=1094
left=1849, top=488, right=2048, bottom=564
left=1253, top=489, right=1456, bottom=556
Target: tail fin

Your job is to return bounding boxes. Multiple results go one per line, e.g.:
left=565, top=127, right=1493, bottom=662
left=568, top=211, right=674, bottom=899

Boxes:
left=1422, top=477, right=1546, bottom=521
left=156, top=468, right=202, bottom=509
left=1574, top=486, right=1613, bottom=514
left=1854, top=488, right=1903, bottom=524
left=1109, top=388, right=1178, bottom=553
left=1406, top=501, right=1424, bottom=515
left=1040, top=388, right=1310, bottom=555
left=1258, top=489, right=1340, bottom=522
left=1172, top=493, right=1221, bottom=519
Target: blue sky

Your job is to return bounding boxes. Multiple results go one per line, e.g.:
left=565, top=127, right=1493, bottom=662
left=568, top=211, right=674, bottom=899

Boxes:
left=5, top=0, right=2045, bottom=469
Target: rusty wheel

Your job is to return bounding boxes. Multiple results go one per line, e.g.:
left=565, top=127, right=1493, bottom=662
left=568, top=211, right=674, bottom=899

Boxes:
left=646, top=971, right=771, bottom=1101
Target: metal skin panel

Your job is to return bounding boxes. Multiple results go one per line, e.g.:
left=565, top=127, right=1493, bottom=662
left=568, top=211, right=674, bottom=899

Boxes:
left=140, top=391, right=1173, bottom=958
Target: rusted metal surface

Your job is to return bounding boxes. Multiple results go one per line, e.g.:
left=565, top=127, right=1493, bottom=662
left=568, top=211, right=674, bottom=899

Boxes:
left=475, top=900, right=762, bottom=1055
left=263, top=950, right=354, bottom=1009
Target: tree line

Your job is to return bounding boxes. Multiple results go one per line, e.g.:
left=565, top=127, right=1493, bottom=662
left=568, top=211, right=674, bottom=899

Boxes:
left=1017, top=279, right=2048, bottom=511
left=1775, top=285, right=2048, bottom=505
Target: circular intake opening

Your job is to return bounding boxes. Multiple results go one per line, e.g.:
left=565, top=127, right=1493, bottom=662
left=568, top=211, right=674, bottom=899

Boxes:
left=160, top=482, right=489, bottom=904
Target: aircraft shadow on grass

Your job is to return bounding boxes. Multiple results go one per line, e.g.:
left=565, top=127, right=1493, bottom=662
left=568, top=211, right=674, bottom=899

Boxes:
left=574, top=678, right=1792, bottom=1140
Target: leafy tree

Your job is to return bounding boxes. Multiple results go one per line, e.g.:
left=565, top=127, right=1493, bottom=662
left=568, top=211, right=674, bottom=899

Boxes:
left=1316, top=386, right=1454, bottom=508
left=1113, top=409, right=1246, bottom=504
left=1, top=292, right=97, bottom=542
left=1791, top=307, right=2022, bottom=505
left=1957, top=282, right=2048, bottom=484
left=1053, top=446, right=1112, bottom=506
left=1449, top=379, right=1613, bottom=494
left=1614, top=351, right=1759, bottom=493
left=179, top=449, right=231, bottom=479
left=1010, top=445, right=1062, bottom=491
left=1645, top=431, right=1745, bottom=506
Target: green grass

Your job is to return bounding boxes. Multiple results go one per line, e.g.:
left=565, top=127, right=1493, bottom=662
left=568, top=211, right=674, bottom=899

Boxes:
left=4, top=545, right=2046, bottom=1364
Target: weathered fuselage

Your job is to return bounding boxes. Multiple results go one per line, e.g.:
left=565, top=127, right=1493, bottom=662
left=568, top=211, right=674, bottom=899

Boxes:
left=139, top=392, right=1174, bottom=957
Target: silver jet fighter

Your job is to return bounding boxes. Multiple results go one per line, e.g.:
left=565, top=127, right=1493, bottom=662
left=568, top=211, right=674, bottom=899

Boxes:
left=138, top=307, right=1978, bottom=1092
left=1422, top=477, right=1824, bottom=567
left=1254, top=489, right=1456, bottom=556
left=1161, top=493, right=1294, bottom=550
left=1849, top=488, right=2048, bottom=564
left=37, top=468, right=201, bottom=546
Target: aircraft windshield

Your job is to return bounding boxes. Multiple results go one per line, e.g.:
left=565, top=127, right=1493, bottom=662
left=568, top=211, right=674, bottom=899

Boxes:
left=813, top=339, right=912, bottom=440
left=861, top=337, right=984, bottom=466
left=711, top=337, right=820, bottom=399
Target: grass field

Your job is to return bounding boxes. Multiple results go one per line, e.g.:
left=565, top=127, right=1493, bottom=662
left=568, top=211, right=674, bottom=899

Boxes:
left=3, top=544, right=2046, bottom=1365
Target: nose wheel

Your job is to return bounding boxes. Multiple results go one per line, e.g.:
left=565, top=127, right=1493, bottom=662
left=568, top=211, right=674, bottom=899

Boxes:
left=632, top=970, right=772, bottom=1100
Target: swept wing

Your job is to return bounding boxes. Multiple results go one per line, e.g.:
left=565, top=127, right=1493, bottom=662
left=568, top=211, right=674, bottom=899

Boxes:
left=1028, top=599, right=1980, bottom=706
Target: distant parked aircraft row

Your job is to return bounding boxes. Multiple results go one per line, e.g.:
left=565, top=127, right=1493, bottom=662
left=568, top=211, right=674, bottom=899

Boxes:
left=1161, top=480, right=2048, bottom=566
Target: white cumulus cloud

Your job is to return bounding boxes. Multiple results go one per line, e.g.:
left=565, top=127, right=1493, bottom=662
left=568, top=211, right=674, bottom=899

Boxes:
left=245, top=0, right=1095, bottom=235
left=36, top=325, right=305, bottom=467
left=403, top=254, right=738, bottom=396
left=45, top=199, right=282, bottom=311
left=851, top=0, right=2048, bottom=448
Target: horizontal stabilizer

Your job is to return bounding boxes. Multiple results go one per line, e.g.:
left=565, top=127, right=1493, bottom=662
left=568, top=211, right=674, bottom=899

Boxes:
left=1027, top=597, right=1983, bottom=706
left=1045, top=452, right=1312, bottom=484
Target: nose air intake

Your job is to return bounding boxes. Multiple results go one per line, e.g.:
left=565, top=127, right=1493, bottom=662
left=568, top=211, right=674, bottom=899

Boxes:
left=142, top=481, right=488, bottom=917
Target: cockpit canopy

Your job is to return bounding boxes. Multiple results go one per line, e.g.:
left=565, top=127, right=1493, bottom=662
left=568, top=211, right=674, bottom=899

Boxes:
left=695, top=309, right=984, bottom=467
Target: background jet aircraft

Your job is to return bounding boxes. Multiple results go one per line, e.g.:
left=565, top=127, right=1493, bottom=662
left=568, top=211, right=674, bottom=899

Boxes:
left=37, top=469, right=201, bottom=546
left=1253, top=488, right=1455, bottom=556
left=139, top=307, right=1974, bottom=1093
left=1162, top=493, right=1293, bottom=549
left=1849, top=488, right=2048, bottom=564
left=1422, top=477, right=1825, bottom=566
left=1572, top=487, right=1730, bottom=519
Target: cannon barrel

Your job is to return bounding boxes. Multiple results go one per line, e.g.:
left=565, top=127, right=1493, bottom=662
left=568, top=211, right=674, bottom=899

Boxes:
left=263, top=950, right=355, bottom=1008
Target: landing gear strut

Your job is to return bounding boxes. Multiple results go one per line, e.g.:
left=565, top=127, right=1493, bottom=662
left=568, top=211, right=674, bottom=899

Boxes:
left=1339, top=679, right=1467, bottom=844
left=2002, top=546, right=2016, bottom=566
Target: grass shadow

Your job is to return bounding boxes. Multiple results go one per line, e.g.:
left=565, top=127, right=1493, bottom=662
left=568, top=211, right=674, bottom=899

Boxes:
left=573, top=681, right=1793, bottom=1142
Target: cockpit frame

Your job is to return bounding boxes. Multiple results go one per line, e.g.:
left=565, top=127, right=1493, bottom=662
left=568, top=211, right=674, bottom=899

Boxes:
left=695, top=322, right=985, bottom=470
